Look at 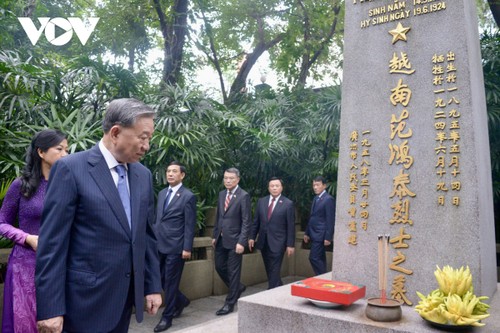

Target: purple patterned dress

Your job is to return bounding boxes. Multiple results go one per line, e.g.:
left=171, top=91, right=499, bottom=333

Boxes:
left=0, top=178, right=46, bottom=333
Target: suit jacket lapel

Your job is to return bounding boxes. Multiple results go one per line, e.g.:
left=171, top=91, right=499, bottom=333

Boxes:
left=157, top=188, right=167, bottom=222
left=312, top=195, right=319, bottom=212
left=264, top=195, right=271, bottom=222
left=219, top=191, right=226, bottom=215
left=225, top=187, right=240, bottom=213
left=88, top=146, right=131, bottom=238
left=168, top=186, right=183, bottom=210
left=269, top=196, right=283, bottom=221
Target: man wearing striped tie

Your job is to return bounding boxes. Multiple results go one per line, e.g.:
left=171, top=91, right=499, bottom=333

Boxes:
left=212, top=168, right=251, bottom=315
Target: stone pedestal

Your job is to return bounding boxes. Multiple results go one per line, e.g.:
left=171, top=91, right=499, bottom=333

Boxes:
left=238, top=274, right=500, bottom=333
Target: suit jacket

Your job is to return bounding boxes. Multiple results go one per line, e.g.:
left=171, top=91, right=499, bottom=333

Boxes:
left=305, top=192, right=336, bottom=242
left=35, top=145, right=162, bottom=332
left=154, top=185, right=196, bottom=254
left=212, top=187, right=251, bottom=250
left=251, top=195, right=295, bottom=254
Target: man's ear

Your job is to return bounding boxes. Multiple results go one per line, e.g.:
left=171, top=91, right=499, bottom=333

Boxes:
left=109, top=125, right=121, bottom=142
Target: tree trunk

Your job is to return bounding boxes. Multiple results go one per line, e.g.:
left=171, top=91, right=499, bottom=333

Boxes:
left=153, top=0, right=189, bottom=86
left=296, top=1, right=341, bottom=88
left=228, top=49, right=262, bottom=104
left=198, top=8, right=228, bottom=103
left=23, top=0, right=37, bottom=17
left=296, top=0, right=311, bottom=88
left=227, top=36, right=284, bottom=105
left=128, top=48, right=135, bottom=72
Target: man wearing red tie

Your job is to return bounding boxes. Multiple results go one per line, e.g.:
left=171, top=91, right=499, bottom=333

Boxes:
left=303, top=176, right=336, bottom=275
left=249, top=177, right=295, bottom=289
left=212, top=168, right=251, bottom=315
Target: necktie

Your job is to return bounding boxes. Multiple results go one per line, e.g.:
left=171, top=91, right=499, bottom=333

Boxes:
left=224, top=191, right=232, bottom=211
left=267, top=197, right=276, bottom=220
left=312, top=195, right=320, bottom=212
left=115, top=165, right=131, bottom=228
left=163, top=188, right=173, bottom=213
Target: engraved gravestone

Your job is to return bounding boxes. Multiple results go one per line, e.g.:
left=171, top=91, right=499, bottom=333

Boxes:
left=332, top=0, right=497, bottom=304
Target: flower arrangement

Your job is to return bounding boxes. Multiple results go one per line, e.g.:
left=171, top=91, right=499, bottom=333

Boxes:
left=415, top=265, right=490, bottom=327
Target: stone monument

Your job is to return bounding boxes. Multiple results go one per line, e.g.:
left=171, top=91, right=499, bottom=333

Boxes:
left=333, top=0, right=497, bottom=305
left=238, top=1, right=499, bottom=332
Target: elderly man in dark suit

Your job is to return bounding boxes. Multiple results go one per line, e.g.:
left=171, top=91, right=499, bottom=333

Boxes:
left=303, top=176, right=336, bottom=275
left=249, top=177, right=295, bottom=289
left=212, top=167, right=251, bottom=315
left=153, top=161, right=196, bottom=332
left=35, top=98, right=162, bottom=333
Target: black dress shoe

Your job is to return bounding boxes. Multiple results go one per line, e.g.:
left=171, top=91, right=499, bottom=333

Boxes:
left=154, top=317, right=172, bottom=332
left=216, top=304, right=234, bottom=316
left=173, top=299, right=190, bottom=318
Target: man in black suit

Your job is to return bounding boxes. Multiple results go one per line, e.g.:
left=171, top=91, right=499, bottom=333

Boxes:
left=303, top=176, right=336, bottom=275
left=212, top=167, right=251, bottom=315
left=154, top=161, right=196, bottom=332
left=36, top=98, right=162, bottom=333
left=249, top=177, right=295, bottom=289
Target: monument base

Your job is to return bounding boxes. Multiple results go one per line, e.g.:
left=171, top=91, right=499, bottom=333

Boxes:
left=238, top=274, right=500, bottom=333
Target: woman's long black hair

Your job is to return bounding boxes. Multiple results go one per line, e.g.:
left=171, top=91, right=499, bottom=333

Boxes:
left=20, top=129, right=67, bottom=198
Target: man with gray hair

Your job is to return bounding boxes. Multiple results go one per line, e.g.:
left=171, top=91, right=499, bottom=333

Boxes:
left=36, top=98, right=162, bottom=333
left=212, top=167, right=251, bottom=315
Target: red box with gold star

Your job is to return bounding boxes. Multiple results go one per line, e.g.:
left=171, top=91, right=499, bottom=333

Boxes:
left=291, top=277, right=366, bottom=305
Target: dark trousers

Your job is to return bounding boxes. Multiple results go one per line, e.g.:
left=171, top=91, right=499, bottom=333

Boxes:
left=215, top=239, right=244, bottom=306
left=309, top=241, right=327, bottom=275
left=260, top=243, right=285, bottom=289
left=159, top=253, right=188, bottom=320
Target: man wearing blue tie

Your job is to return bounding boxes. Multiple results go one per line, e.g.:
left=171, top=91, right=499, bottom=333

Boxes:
left=303, top=176, right=336, bottom=275
left=154, top=161, right=196, bottom=332
left=35, top=98, right=162, bottom=333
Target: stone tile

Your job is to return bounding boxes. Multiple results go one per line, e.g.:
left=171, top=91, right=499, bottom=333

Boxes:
left=129, top=276, right=305, bottom=333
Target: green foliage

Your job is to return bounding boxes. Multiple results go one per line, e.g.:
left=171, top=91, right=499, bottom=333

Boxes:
left=91, top=0, right=156, bottom=71
left=0, top=178, right=14, bottom=202
left=0, top=51, right=54, bottom=121
left=271, top=0, right=344, bottom=86
left=207, top=85, right=341, bottom=226
left=30, top=107, right=102, bottom=153
left=0, top=50, right=143, bottom=178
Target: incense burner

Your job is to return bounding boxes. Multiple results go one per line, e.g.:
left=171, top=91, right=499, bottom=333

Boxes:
left=365, top=297, right=403, bottom=322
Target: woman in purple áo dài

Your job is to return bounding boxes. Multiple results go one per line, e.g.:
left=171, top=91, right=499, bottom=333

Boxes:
left=0, top=129, right=68, bottom=333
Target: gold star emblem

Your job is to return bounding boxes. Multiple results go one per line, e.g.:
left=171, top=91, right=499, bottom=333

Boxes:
left=389, top=22, right=411, bottom=44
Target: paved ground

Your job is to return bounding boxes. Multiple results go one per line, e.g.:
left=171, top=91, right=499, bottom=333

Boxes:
left=129, top=276, right=304, bottom=333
